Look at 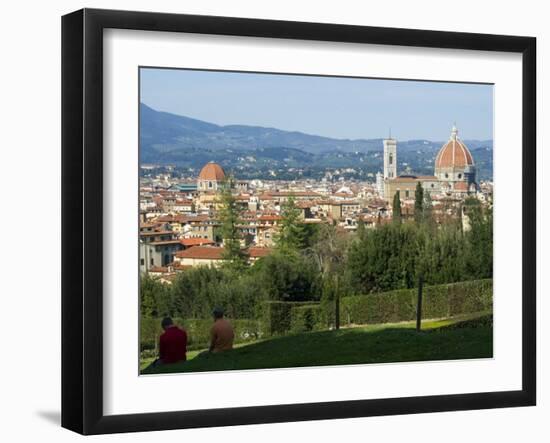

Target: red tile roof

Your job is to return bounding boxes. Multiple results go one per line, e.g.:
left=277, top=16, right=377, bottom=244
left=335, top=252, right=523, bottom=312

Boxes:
left=247, top=247, right=273, bottom=258
left=258, top=215, right=283, bottom=221
left=180, top=238, right=215, bottom=247
left=175, top=246, right=225, bottom=260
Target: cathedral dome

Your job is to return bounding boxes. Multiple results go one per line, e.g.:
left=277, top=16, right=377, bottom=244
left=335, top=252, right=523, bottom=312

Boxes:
left=435, top=126, right=475, bottom=170
left=198, top=162, right=225, bottom=181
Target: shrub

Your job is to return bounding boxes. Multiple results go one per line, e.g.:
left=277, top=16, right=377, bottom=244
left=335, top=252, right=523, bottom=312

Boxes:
left=290, top=304, right=324, bottom=333
left=447, top=279, right=493, bottom=316
left=260, top=301, right=319, bottom=335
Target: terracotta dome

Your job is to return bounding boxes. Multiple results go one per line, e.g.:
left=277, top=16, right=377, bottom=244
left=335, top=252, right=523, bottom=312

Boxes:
left=435, top=126, right=475, bottom=170
left=198, top=162, right=225, bottom=181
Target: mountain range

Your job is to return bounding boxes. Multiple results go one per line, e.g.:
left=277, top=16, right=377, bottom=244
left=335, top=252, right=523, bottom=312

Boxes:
left=139, top=103, right=493, bottom=180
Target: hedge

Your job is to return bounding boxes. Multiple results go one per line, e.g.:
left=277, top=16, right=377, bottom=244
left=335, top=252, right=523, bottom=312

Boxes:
left=140, top=317, right=262, bottom=353
left=340, top=279, right=492, bottom=326
left=290, top=304, right=325, bottom=334
left=141, top=280, right=493, bottom=351
left=260, top=301, right=323, bottom=336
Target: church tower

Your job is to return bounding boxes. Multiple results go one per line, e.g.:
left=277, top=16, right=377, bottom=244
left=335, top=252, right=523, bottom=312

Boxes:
left=383, top=136, right=397, bottom=179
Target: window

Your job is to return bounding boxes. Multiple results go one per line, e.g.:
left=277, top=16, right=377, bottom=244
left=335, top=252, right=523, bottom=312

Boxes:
left=405, top=190, right=410, bottom=198
left=140, top=258, right=144, bottom=266
left=458, top=173, right=462, bottom=179
left=208, top=181, right=213, bottom=188
left=150, top=258, right=154, bottom=266
left=445, top=173, right=449, bottom=178
left=389, top=154, right=393, bottom=165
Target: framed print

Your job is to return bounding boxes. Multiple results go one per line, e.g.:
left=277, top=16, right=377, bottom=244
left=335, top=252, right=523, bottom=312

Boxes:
left=61, top=8, right=536, bottom=435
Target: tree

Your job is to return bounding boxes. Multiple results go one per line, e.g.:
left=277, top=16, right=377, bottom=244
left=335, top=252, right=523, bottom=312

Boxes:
left=217, top=176, right=247, bottom=270
left=276, top=196, right=306, bottom=253
left=250, top=252, right=318, bottom=302
left=414, top=182, right=424, bottom=224
left=392, top=191, right=402, bottom=224
left=462, top=197, right=493, bottom=280
left=140, top=274, right=172, bottom=317
left=356, top=218, right=366, bottom=239
left=423, top=191, right=434, bottom=227
left=347, top=222, right=430, bottom=293
left=307, top=224, right=349, bottom=329
left=170, top=265, right=264, bottom=319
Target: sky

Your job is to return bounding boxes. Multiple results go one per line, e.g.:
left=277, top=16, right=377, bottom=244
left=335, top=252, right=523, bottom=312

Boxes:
left=140, top=68, right=493, bottom=141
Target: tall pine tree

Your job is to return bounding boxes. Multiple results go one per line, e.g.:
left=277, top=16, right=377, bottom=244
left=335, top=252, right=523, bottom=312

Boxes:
left=276, top=196, right=306, bottom=253
left=218, top=176, right=247, bottom=270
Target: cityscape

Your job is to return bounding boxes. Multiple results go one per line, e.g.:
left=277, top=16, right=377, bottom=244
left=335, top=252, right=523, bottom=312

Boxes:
left=139, top=124, right=493, bottom=280
left=139, top=69, right=493, bottom=374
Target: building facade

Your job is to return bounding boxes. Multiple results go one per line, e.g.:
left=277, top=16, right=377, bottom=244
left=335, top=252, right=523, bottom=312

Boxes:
left=383, top=125, right=477, bottom=203
left=434, top=125, right=477, bottom=193
left=197, top=161, right=226, bottom=192
left=383, top=137, right=397, bottom=179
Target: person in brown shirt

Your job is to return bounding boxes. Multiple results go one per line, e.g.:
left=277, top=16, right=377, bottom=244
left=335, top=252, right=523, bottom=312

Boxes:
left=209, top=307, right=234, bottom=353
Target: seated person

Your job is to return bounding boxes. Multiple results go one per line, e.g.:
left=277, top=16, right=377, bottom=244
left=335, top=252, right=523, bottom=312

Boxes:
left=151, top=317, right=187, bottom=367
left=209, top=307, right=234, bottom=353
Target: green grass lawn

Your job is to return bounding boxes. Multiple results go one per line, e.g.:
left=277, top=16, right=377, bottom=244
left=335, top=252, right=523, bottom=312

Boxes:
left=141, top=313, right=492, bottom=375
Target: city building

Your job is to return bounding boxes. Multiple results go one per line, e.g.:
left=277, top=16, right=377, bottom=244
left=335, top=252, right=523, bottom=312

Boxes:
left=434, top=125, right=477, bottom=194
left=139, top=137, right=490, bottom=274
left=383, top=136, right=397, bottom=179
left=383, top=125, right=478, bottom=203
left=139, top=238, right=184, bottom=273
left=197, top=161, right=226, bottom=192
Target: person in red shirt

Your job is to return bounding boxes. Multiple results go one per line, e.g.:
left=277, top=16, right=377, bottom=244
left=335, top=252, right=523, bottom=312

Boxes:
left=153, top=317, right=187, bottom=366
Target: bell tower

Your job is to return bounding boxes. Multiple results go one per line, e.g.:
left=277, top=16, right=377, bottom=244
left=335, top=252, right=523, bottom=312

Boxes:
left=383, top=134, right=397, bottom=180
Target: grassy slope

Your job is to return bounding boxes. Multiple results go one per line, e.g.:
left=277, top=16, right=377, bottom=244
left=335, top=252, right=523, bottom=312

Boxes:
left=141, top=313, right=492, bottom=375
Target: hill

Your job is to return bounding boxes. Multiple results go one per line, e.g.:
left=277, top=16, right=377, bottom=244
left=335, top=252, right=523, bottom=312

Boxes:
left=139, top=103, right=493, bottom=180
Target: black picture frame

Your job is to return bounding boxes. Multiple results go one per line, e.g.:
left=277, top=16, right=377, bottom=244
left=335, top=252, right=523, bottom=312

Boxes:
left=62, top=8, right=536, bottom=435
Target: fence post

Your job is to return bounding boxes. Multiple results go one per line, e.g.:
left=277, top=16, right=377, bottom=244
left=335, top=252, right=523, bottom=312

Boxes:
left=334, top=276, right=340, bottom=330
left=416, top=274, right=424, bottom=332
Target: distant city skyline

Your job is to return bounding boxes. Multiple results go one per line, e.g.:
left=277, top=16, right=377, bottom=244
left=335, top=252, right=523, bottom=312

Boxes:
left=140, top=68, right=494, bottom=141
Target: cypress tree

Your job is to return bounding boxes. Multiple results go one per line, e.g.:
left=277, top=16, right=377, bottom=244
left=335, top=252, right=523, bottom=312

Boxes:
left=414, top=181, right=424, bottom=224
left=356, top=218, right=366, bottom=239
left=392, top=191, right=402, bottom=224
left=423, top=191, right=433, bottom=227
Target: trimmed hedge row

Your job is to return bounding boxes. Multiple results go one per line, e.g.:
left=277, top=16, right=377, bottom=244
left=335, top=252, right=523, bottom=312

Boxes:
left=141, top=280, right=492, bottom=353
left=260, top=301, right=321, bottom=335
left=290, top=304, right=325, bottom=334
left=340, top=279, right=493, bottom=326
left=140, top=317, right=262, bottom=352
left=260, top=279, right=492, bottom=336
